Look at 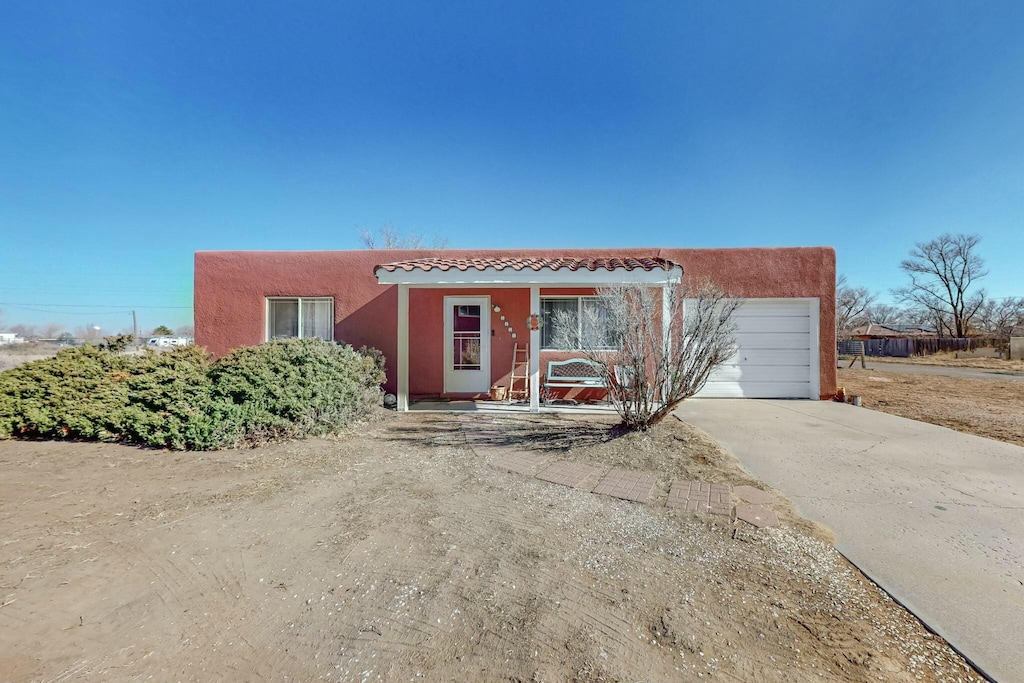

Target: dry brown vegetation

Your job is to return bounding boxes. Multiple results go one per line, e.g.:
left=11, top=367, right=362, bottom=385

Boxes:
left=869, top=353, right=1024, bottom=372
left=0, top=343, right=60, bottom=372
left=838, top=367, right=1024, bottom=447
left=0, top=412, right=980, bottom=682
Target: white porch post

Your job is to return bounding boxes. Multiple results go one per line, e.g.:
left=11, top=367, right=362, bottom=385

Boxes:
left=397, top=284, right=410, bottom=412
left=529, top=285, right=540, bottom=413
left=662, top=284, right=672, bottom=402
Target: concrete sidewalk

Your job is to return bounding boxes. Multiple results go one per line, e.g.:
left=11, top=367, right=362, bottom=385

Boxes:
left=675, top=399, right=1024, bottom=681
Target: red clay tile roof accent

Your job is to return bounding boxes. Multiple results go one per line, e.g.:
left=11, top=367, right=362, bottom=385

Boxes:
left=375, top=256, right=679, bottom=273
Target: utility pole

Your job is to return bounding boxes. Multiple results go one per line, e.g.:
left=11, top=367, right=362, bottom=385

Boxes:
left=132, top=310, right=138, bottom=344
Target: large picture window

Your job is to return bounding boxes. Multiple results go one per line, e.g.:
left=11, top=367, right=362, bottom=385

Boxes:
left=266, top=297, right=334, bottom=341
left=540, top=297, right=615, bottom=350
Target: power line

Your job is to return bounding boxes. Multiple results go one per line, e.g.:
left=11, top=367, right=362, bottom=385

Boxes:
left=0, top=302, right=192, bottom=309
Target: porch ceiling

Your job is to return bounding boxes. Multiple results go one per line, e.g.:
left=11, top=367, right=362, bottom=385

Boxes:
left=374, top=256, right=682, bottom=285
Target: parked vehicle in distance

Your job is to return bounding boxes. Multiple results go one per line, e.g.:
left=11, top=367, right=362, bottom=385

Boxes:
left=146, top=336, right=193, bottom=348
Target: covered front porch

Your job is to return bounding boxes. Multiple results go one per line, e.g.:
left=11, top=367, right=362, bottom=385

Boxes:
left=374, top=256, right=682, bottom=412
left=408, top=399, right=621, bottom=414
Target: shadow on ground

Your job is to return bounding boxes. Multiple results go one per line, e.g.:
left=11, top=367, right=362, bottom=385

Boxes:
left=383, top=413, right=626, bottom=453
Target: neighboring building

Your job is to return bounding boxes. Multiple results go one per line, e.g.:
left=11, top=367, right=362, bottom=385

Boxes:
left=1011, top=325, right=1024, bottom=361
left=849, top=322, right=936, bottom=339
left=0, top=333, right=25, bottom=345
left=195, top=247, right=837, bottom=410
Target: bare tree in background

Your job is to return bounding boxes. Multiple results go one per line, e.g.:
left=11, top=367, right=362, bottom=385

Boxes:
left=975, top=297, right=1024, bottom=339
left=75, top=326, right=103, bottom=341
left=176, top=325, right=195, bottom=337
left=40, top=323, right=63, bottom=339
left=551, top=279, right=739, bottom=431
left=835, top=275, right=876, bottom=338
left=358, top=222, right=449, bottom=249
left=893, top=233, right=987, bottom=338
left=863, top=303, right=901, bottom=326
left=10, top=324, right=38, bottom=340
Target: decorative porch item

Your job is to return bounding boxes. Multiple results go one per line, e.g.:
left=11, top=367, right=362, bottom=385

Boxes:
left=489, top=385, right=507, bottom=401
left=527, top=314, right=539, bottom=331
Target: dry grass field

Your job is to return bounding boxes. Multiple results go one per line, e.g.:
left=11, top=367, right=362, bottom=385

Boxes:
left=838, top=367, right=1024, bottom=447
left=869, top=353, right=1024, bottom=372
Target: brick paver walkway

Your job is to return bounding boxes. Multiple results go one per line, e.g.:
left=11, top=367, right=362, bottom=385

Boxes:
left=666, top=480, right=732, bottom=516
left=490, top=451, right=551, bottom=475
left=459, top=416, right=780, bottom=529
left=536, top=461, right=606, bottom=489
left=592, top=468, right=658, bottom=503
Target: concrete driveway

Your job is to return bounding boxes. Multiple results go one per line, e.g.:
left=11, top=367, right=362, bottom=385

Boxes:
left=675, top=399, right=1024, bottom=681
left=860, top=361, right=1024, bottom=383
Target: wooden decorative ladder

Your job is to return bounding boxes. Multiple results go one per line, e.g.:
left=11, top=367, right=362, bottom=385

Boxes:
left=509, top=343, right=530, bottom=401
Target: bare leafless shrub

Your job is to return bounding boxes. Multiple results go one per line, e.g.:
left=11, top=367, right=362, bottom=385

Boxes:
left=552, top=279, right=739, bottom=430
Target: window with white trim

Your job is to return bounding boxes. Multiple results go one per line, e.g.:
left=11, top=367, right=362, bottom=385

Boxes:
left=266, top=297, right=334, bottom=341
left=540, top=297, right=615, bottom=350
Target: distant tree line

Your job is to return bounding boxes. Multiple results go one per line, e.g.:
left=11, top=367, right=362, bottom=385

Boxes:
left=838, top=233, right=1024, bottom=339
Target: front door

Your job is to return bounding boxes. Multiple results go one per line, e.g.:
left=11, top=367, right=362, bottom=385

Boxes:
left=444, top=296, right=491, bottom=394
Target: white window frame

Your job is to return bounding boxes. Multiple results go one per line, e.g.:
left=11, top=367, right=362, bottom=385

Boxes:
left=265, top=297, right=335, bottom=341
left=540, top=296, right=616, bottom=351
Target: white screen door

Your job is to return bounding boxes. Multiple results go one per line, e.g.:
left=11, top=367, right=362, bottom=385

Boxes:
left=444, top=296, right=491, bottom=394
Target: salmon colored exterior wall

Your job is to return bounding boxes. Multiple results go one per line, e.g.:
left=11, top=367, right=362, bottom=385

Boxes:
left=194, top=247, right=837, bottom=399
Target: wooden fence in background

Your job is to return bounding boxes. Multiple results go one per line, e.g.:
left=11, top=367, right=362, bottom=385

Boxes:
left=839, top=337, right=1002, bottom=358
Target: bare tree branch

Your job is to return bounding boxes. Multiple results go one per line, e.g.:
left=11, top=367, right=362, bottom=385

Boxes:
left=836, top=274, right=876, bottom=338
left=893, top=233, right=987, bottom=337
left=551, top=278, right=739, bottom=430
left=357, top=222, right=449, bottom=249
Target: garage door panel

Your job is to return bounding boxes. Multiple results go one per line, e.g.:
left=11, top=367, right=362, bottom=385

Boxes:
left=696, top=381, right=812, bottom=399
left=732, top=302, right=812, bottom=317
left=702, top=365, right=812, bottom=382
left=731, top=332, right=812, bottom=349
left=732, top=316, right=811, bottom=333
left=726, top=348, right=811, bottom=365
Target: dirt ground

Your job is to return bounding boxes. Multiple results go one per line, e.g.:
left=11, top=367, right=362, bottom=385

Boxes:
left=838, top=367, right=1024, bottom=447
left=0, top=412, right=980, bottom=682
left=869, top=353, right=1024, bottom=372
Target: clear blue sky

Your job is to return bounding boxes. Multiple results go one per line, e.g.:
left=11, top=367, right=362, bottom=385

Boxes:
left=2, top=1, right=1023, bottom=333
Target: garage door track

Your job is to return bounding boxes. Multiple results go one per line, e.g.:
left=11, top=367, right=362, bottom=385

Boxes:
left=675, top=399, right=1024, bottom=681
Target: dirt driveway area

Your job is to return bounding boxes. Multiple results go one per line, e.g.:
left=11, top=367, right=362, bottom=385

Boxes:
left=838, top=367, right=1024, bottom=446
left=0, top=414, right=979, bottom=682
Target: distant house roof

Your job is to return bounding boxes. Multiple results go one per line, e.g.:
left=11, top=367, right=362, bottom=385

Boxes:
left=850, top=322, right=937, bottom=338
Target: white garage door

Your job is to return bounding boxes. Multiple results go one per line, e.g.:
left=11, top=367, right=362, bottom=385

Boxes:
left=694, top=299, right=819, bottom=399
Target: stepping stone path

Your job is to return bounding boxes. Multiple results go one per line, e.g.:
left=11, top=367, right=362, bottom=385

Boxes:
left=733, top=485, right=774, bottom=506
left=591, top=468, right=658, bottom=504
left=490, top=451, right=551, bottom=476
left=666, top=480, right=732, bottom=516
left=536, top=461, right=605, bottom=490
left=736, top=503, right=780, bottom=529
left=458, top=416, right=781, bottom=528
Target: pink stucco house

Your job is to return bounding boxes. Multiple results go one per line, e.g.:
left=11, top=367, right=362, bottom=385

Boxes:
left=194, top=247, right=837, bottom=411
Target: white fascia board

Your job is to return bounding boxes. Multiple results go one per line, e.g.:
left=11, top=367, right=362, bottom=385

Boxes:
left=375, top=265, right=683, bottom=286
